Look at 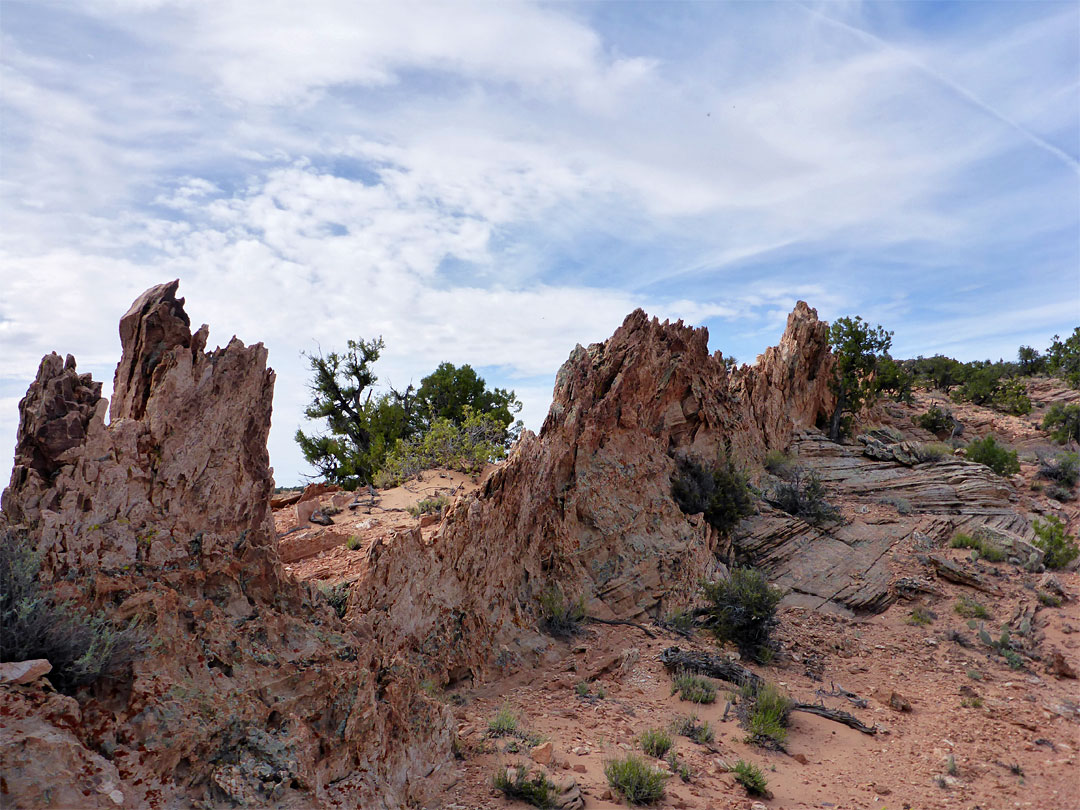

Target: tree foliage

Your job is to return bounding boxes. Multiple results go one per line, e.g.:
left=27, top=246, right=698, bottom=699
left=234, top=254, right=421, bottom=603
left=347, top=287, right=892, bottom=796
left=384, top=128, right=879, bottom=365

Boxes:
left=826, top=316, right=893, bottom=441
left=1046, top=327, right=1080, bottom=388
left=1043, top=403, right=1080, bottom=445
left=296, top=339, right=521, bottom=488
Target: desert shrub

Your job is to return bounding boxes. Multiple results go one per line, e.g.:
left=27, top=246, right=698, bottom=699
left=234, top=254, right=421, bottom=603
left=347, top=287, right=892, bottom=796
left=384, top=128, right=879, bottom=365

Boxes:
left=912, top=442, right=952, bottom=463
left=670, top=670, right=716, bottom=704
left=0, top=529, right=136, bottom=695
left=639, top=728, right=673, bottom=758
left=665, top=751, right=692, bottom=782
left=1038, top=451, right=1079, bottom=488
left=763, top=449, right=798, bottom=479
left=1032, top=516, right=1079, bottom=569
left=906, top=605, right=936, bottom=626
left=317, top=581, right=350, bottom=618
left=375, top=408, right=509, bottom=488
left=670, top=454, right=754, bottom=535
left=917, top=406, right=953, bottom=434
left=493, top=764, right=557, bottom=808
left=661, top=610, right=695, bottom=635
left=878, top=494, right=913, bottom=515
left=488, top=704, right=520, bottom=737
left=991, top=379, right=1032, bottom=416
left=964, top=435, right=1020, bottom=477
left=954, top=595, right=990, bottom=620
left=741, top=680, right=793, bottom=749
left=766, top=468, right=841, bottom=525
left=698, top=568, right=783, bottom=663
left=730, top=759, right=769, bottom=796
left=538, top=586, right=586, bottom=637
left=672, top=714, right=714, bottom=744
left=1043, top=403, right=1080, bottom=444
left=1037, top=590, right=1063, bottom=608
left=1047, top=484, right=1077, bottom=503
left=603, top=755, right=668, bottom=805
left=345, top=535, right=362, bottom=551
left=407, top=495, right=450, bottom=517
left=949, top=532, right=1006, bottom=562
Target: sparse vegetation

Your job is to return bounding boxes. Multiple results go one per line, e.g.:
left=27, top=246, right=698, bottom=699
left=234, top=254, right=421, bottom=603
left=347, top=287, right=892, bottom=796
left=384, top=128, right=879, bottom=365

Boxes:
left=879, top=494, right=914, bottom=515
left=639, top=728, right=673, bottom=758
left=964, top=435, right=1020, bottom=477
left=538, top=585, right=586, bottom=637
left=741, top=680, right=793, bottom=749
left=407, top=495, right=450, bottom=517
left=672, top=714, right=714, bottom=744
left=698, top=567, right=783, bottom=663
left=666, top=751, right=692, bottom=782
left=766, top=468, right=842, bottom=526
left=670, top=670, right=717, bottom=704
left=955, top=595, right=991, bottom=620
left=0, top=529, right=136, bottom=695
left=376, top=409, right=511, bottom=488
left=603, top=755, right=668, bottom=805
left=911, top=442, right=952, bottom=463
left=1032, top=516, right=1079, bottom=570
left=960, top=696, right=983, bottom=709
left=488, top=704, right=520, bottom=737
left=764, top=449, right=798, bottom=479
left=730, top=759, right=769, bottom=796
left=1037, top=590, right=1063, bottom=608
left=317, top=581, right=350, bottom=618
left=345, top=535, right=362, bottom=551
left=1038, top=450, right=1079, bottom=488
left=493, top=764, right=557, bottom=808
left=1043, top=403, right=1080, bottom=444
left=917, top=406, right=953, bottom=434
left=950, top=532, right=1006, bottom=563
left=907, top=605, right=936, bottom=626
left=670, top=454, right=755, bottom=535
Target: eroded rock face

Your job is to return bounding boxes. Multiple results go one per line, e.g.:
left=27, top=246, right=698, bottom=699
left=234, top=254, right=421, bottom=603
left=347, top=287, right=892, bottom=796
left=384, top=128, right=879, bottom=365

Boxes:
left=1, top=281, right=449, bottom=809
left=353, top=304, right=835, bottom=679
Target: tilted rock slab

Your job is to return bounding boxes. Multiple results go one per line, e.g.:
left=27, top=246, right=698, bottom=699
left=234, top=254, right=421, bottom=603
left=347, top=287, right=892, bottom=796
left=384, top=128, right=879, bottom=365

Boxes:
left=2, top=281, right=450, bottom=808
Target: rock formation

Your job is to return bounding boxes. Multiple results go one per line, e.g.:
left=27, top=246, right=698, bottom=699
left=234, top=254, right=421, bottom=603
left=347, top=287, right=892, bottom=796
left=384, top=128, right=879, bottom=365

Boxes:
left=349, top=304, right=836, bottom=683
left=1, top=281, right=451, bottom=808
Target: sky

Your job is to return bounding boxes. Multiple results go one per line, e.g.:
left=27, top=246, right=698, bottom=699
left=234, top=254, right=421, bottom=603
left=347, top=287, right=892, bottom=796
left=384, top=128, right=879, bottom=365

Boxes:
left=1, top=1, right=1078, bottom=486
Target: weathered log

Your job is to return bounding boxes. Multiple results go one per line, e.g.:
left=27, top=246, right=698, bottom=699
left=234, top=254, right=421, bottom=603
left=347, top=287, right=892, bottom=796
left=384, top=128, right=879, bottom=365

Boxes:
left=791, top=702, right=877, bottom=735
left=658, top=646, right=760, bottom=689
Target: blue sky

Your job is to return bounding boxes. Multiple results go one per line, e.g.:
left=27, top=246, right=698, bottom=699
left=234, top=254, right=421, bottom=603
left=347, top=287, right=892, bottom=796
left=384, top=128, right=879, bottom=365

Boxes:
left=1, top=0, right=1077, bottom=485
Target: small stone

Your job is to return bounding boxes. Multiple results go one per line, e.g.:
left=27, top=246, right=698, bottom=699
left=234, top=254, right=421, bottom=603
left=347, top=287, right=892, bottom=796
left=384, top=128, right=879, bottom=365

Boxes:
left=0, top=659, right=52, bottom=685
left=108, top=790, right=125, bottom=806
left=531, top=742, right=553, bottom=765
left=572, top=763, right=586, bottom=774
left=752, top=803, right=769, bottom=810
left=791, top=753, right=808, bottom=764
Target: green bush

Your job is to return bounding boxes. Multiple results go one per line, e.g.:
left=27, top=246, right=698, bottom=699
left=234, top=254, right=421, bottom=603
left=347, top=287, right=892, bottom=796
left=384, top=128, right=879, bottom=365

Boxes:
left=345, top=535, right=362, bottom=551
left=699, top=568, right=783, bottom=663
left=731, top=759, right=769, bottom=796
left=407, top=495, right=450, bottom=517
left=954, top=595, right=990, bottom=620
left=488, top=704, right=520, bottom=737
left=1046, top=328, right=1080, bottom=387
left=1043, top=403, right=1080, bottom=444
left=671, top=714, right=714, bottom=744
left=912, top=442, right=952, bottom=463
left=671, top=454, right=754, bottom=535
left=906, top=605, right=936, bottom=626
left=0, top=529, right=136, bottom=695
left=603, top=755, right=668, bottom=805
left=670, top=670, right=716, bottom=704
left=764, top=449, right=798, bottom=479
left=964, top=435, right=1020, bottom=477
left=493, top=764, right=557, bottom=808
left=991, top=379, right=1032, bottom=416
left=639, top=728, right=673, bottom=758
left=949, top=532, right=1006, bottom=563
left=538, top=586, right=586, bottom=637
left=1032, top=516, right=1079, bottom=569
left=741, top=680, right=793, bottom=749
left=1038, top=451, right=1079, bottom=488
left=766, top=468, right=841, bottom=525
left=376, top=408, right=509, bottom=488
left=917, top=406, right=953, bottom=434
left=317, top=581, right=350, bottom=618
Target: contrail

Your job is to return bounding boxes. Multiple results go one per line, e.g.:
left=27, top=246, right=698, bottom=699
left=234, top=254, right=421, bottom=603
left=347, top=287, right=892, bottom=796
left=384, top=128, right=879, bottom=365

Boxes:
left=800, top=4, right=1080, bottom=176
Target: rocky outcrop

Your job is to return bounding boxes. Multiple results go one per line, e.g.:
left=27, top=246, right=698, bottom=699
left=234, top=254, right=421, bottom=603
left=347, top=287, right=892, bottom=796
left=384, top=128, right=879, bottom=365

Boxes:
left=1, top=281, right=449, bottom=809
left=351, top=304, right=835, bottom=680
